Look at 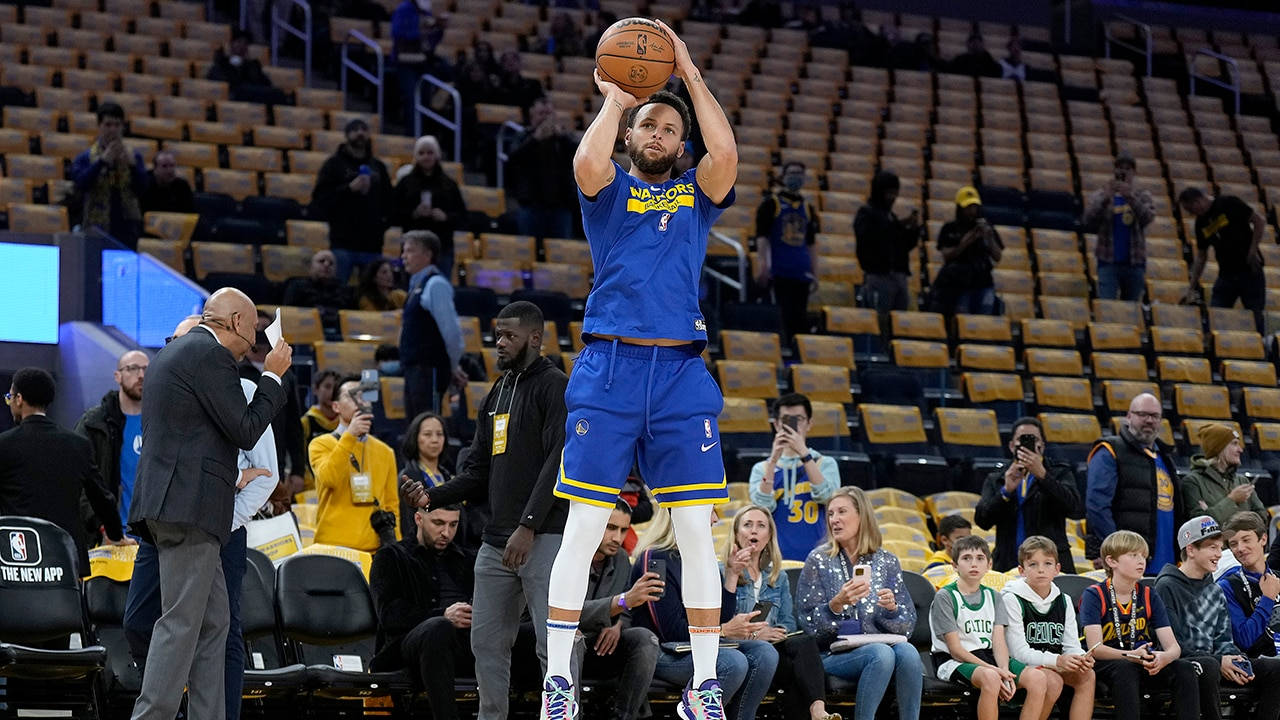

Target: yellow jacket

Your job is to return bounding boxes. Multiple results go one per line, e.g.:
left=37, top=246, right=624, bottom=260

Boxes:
left=309, top=430, right=401, bottom=552
left=299, top=406, right=340, bottom=487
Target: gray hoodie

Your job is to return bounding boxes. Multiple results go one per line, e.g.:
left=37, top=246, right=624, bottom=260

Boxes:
left=1153, top=562, right=1238, bottom=658
left=1001, top=577, right=1085, bottom=667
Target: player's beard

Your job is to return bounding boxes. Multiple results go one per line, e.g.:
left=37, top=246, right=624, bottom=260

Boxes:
left=628, top=140, right=679, bottom=177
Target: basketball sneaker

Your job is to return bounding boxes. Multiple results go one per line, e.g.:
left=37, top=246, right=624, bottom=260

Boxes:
left=539, top=675, right=578, bottom=720
left=677, top=678, right=724, bottom=720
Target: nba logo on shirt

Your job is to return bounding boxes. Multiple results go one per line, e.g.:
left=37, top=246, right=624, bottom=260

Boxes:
left=10, top=531, right=27, bottom=562
left=704, top=419, right=713, bottom=439
left=658, top=212, right=671, bottom=232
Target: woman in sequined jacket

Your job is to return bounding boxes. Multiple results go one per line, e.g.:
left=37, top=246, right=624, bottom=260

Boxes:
left=797, top=487, right=924, bottom=720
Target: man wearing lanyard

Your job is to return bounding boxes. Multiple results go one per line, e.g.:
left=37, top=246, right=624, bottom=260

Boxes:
left=1221, top=512, right=1280, bottom=658
left=1086, top=393, right=1183, bottom=572
left=975, top=417, right=1081, bottom=573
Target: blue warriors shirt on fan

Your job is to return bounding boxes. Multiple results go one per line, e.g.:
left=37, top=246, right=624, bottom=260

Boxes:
left=748, top=453, right=840, bottom=561
left=578, top=161, right=734, bottom=346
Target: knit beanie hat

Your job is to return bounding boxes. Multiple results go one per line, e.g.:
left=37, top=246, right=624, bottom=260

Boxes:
left=1199, top=423, right=1238, bottom=460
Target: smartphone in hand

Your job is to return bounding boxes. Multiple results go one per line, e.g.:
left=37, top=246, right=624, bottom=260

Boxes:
left=750, top=600, right=774, bottom=622
left=646, top=557, right=666, bottom=600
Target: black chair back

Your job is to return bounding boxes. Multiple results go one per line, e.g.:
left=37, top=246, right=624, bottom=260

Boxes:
left=0, top=516, right=86, bottom=644
left=275, top=554, right=378, bottom=665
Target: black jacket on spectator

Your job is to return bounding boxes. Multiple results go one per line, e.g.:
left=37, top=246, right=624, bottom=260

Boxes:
left=369, top=535, right=475, bottom=671
left=393, top=165, right=467, bottom=256
left=1086, top=426, right=1183, bottom=560
left=73, top=390, right=126, bottom=538
left=139, top=173, right=194, bottom=215
left=581, top=550, right=634, bottom=637
left=950, top=50, right=1002, bottom=77
left=397, top=457, right=488, bottom=554
left=505, top=130, right=577, bottom=212
left=0, top=415, right=124, bottom=574
left=311, top=143, right=392, bottom=254
left=423, top=356, right=568, bottom=547
left=207, top=51, right=272, bottom=88
left=975, top=459, right=1081, bottom=573
left=281, top=276, right=352, bottom=312
left=854, top=173, right=917, bottom=275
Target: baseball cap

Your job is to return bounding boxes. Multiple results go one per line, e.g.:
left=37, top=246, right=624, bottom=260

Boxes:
left=955, top=186, right=982, bottom=208
left=1177, top=515, right=1222, bottom=550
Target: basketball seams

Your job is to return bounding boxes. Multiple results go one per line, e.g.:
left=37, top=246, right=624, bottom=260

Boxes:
left=595, top=19, right=675, bottom=97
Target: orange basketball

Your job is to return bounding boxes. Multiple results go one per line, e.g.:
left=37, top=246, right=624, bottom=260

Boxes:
left=595, top=17, right=675, bottom=99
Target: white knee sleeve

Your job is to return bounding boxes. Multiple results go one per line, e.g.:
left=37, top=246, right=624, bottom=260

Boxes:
left=546, top=501, right=615, bottom=611
left=669, top=504, right=721, bottom=609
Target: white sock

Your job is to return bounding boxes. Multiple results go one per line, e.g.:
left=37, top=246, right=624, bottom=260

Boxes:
left=545, top=620, right=578, bottom=682
left=689, top=625, right=720, bottom=686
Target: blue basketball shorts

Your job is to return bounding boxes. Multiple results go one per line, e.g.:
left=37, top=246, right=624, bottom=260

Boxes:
left=556, top=340, right=728, bottom=508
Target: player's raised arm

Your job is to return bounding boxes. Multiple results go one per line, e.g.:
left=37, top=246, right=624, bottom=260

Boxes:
left=654, top=19, right=737, bottom=204
left=574, top=70, right=640, bottom=197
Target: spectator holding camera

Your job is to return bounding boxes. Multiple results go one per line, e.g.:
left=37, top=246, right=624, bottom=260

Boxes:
left=1183, top=424, right=1267, bottom=527
left=975, top=417, right=1081, bottom=573
left=308, top=375, right=400, bottom=552
left=72, top=102, right=147, bottom=249
left=1083, top=152, right=1155, bottom=301
left=855, top=170, right=919, bottom=313
left=748, top=393, right=841, bottom=561
left=931, top=186, right=1003, bottom=315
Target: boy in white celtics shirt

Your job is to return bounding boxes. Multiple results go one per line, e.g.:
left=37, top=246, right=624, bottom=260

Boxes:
left=929, top=535, right=1051, bottom=720
left=1001, top=536, right=1095, bottom=720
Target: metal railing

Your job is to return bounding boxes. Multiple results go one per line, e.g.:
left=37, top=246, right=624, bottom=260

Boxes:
left=270, top=0, right=312, bottom=88
left=1104, top=14, right=1152, bottom=77
left=414, top=73, right=461, bottom=161
left=705, top=229, right=747, bottom=302
left=340, top=29, right=384, bottom=120
left=1190, top=48, right=1241, bottom=116
left=494, top=120, right=526, bottom=192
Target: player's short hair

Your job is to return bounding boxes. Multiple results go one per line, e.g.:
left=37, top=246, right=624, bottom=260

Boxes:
left=401, top=230, right=440, bottom=261
left=11, top=367, right=55, bottom=408
left=97, top=102, right=125, bottom=123
left=1223, top=510, right=1267, bottom=542
left=496, top=300, right=544, bottom=329
left=1178, top=187, right=1207, bottom=206
left=627, top=90, right=692, bottom=142
left=1017, top=535, right=1059, bottom=565
left=937, top=514, right=971, bottom=539
left=1100, top=530, right=1147, bottom=576
left=772, top=393, right=812, bottom=419
left=951, top=534, right=990, bottom=562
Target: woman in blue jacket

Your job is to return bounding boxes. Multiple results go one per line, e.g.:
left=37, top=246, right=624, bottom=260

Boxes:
left=723, top=506, right=840, bottom=720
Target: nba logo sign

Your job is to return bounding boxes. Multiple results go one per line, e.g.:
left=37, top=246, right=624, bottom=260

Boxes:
left=704, top=419, right=713, bottom=439
left=10, top=531, right=26, bottom=562
left=658, top=212, right=671, bottom=232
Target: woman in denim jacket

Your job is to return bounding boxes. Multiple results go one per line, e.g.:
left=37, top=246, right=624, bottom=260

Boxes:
left=723, top=506, right=840, bottom=720
left=797, top=487, right=923, bottom=720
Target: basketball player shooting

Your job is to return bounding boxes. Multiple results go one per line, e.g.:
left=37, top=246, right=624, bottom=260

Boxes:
left=539, top=17, right=739, bottom=720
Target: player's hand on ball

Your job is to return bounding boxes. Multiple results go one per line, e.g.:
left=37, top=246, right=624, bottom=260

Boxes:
left=651, top=19, right=695, bottom=80
left=594, top=69, right=641, bottom=108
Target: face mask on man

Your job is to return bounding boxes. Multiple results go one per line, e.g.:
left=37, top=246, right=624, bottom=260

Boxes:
left=783, top=174, right=804, bottom=192
left=229, top=55, right=243, bottom=66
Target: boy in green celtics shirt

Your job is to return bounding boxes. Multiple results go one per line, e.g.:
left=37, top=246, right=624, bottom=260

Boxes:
left=929, top=536, right=1052, bottom=720
left=1001, top=536, right=1095, bottom=720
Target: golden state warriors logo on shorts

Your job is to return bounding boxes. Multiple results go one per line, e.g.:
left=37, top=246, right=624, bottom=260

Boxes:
left=575, top=419, right=589, bottom=436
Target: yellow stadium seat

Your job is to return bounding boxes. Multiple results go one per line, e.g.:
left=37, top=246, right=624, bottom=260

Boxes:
left=807, top=401, right=850, bottom=442
left=131, top=117, right=186, bottom=142
left=1040, top=295, right=1092, bottom=329
left=0, top=178, right=33, bottom=210
left=228, top=146, right=283, bottom=173
left=719, top=397, right=771, bottom=435
left=1157, top=356, right=1211, bottom=385
left=1254, top=423, right=1280, bottom=453
left=721, top=330, right=783, bottom=365
left=1174, top=383, right=1230, bottom=420
left=163, top=141, right=219, bottom=169
left=270, top=306, right=324, bottom=346
left=135, top=238, right=184, bottom=272
left=1033, top=376, right=1094, bottom=412
left=143, top=212, right=199, bottom=246
left=338, top=310, right=400, bottom=343
left=716, top=360, right=778, bottom=400
left=201, top=169, right=259, bottom=201
left=530, top=262, right=590, bottom=298
left=314, top=340, right=377, bottom=375
left=890, top=310, right=947, bottom=340
left=823, top=306, right=881, bottom=336
left=190, top=241, right=254, bottom=279
left=1039, top=413, right=1101, bottom=446
left=1020, top=319, right=1075, bottom=348
left=9, top=203, right=68, bottom=233
left=1213, top=330, right=1265, bottom=360
left=543, top=237, right=592, bottom=268
left=379, top=376, right=406, bottom=420
left=1150, top=326, right=1204, bottom=355
left=1243, top=388, right=1280, bottom=423
left=263, top=173, right=315, bottom=205
left=890, top=340, right=949, bottom=369
left=154, top=96, right=209, bottom=124
left=1209, top=306, right=1258, bottom=333
left=864, top=489, right=921, bottom=513
left=178, top=77, right=228, bottom=102
left=859, top=403, right=928, bottom=445
left=257, top=245, right=312, bottom=283
left=789, top=364, right=851, bottom=404
left=926, top=491, right=983, bottom=520
left=1102, top=381, right=1160, bottom=413
left=4, top=154, right=63, bottom=183
left=793, top=334, right=854, bottom=369
left=254, top=125, right=306, bottom=151
left=954, top=314, right=1012, bottom=343
left=935, top=407, right=1002, bottom=452
left=1092, top=299, right=1144, bottom=328
left=0, top=64, right=56, bottom=91
left=1092, top=352, right=1148, bottom=381
left=464, top=260, right=524, bottom=295
left=1222, top=360, right=1275, bottom=387
left=963, top=372, right=1024, bottom=404
left=881, top=523, right=931, bottom=546
left=0, top=128, right=30, bottom=154
left=189, top=120, right=244, bottom=145
left=875, top=507, right=929, bottom=533
left=479, top=233, right=536, bottom=263
left=1088, top=322, right=1143, bottom=352
left=1025, top=348, right=1082, bottom=376
left=956, top=343, right=1016, bottom=372
left=455, top=315, right=483, bottom=354
left=461, top=185, right=506, bottom=217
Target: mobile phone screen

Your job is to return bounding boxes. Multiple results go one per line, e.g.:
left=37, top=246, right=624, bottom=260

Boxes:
left=646, top=557, right=666, bottom=599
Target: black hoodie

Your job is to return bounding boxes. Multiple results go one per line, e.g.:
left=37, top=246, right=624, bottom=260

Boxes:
left=424, top=356, right=568, bottom=547
left=74, top=389, right=126, bottom=536
left=854, top=171, right=918, bottom=274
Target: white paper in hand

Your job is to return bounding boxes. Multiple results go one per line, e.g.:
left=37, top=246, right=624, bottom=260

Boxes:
left=264, top=308, right=283, bottom=349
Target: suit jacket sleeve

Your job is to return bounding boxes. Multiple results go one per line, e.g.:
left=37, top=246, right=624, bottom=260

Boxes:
left=193, top=340, right=286, bottom=450
left=80, top=442, right=124, bottom=541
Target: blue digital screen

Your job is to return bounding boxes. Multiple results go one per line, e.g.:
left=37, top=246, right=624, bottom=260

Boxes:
left=0, top=243, right=59, bottom=344
left=102, top=250, right=206, bottom=347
